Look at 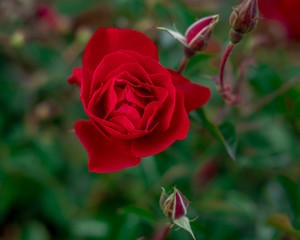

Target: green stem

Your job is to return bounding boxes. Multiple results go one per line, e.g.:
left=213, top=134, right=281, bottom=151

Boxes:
left=178, top=57, right=189, bottom=74
left=153, top=223, right=172, bottom=240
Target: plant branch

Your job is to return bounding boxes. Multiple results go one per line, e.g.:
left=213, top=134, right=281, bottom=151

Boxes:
left=152, top=222, right=172, bottom=240
left=243, top=76, right=300, bottom=117
left=218, top=41, right=235, bottom=93
left=178, top=57, right=189, bottom=74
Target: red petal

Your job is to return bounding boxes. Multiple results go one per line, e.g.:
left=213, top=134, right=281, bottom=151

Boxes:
left=87, top=78, right=117, bottom=119
left=169, top=69, right=211, bottom=113
left=185, top=16, right=215, bottom=44
left=131, top=90, right=189, bottom=157
left=80, top=67, right=93, bottom=110
left=83, top=28, right=159, bottom=75
left=174, top=190, right=188, bottom=219
left=90, top=52, right=138, bottom=98
left=68, top=68, right=82, bottom=87
left=149, top=73, right=176, bottom=131
left=74, top=120, right=141, bottom=173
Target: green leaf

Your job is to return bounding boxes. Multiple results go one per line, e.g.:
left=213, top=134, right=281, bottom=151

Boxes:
left=191, top=108, right=237, bottom=160
left=22, top=221, right=50, bottom=240
left=278, top=176, right=300, bottom=217
left=266, top=214, right=300, bottom=239
left=71, top=219, right=110, bottom=238
left=219, top=121, right=237, bottom=161
left=118, top=205, right=156, bottom=223
left=173, top=216, right=196, bottom=240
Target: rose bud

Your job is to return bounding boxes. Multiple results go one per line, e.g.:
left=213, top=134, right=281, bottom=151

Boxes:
left=229, top=0, right=259, bottom=43
left=160, top=187, right=196, bottom=239
left=36, top=5, right=60, bottom=29
left=193, top=159, right=219, bottom=189
left=185, top=15, right=219, bottom=51
left=157, top=14, right=219, bottom=55
left=160, top=187, right=189, bottom=220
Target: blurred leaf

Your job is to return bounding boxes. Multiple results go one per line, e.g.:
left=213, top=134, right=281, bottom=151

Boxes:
left=40, top=189, right=67, bottom=226
left=113, top=0, right=145, bottom=18
left=278, top=176, right=300, bottom=217
left=71, top=219, right=110, bottom=238
left=195, top=199, right=241, bottom=214
left=21, top=221, right=50, bottom=240
left=219, top=122, right=237, bottom=161
left=55, top=0, right=99, bottom=15
left=267, top=214, right=300, bottom=239
left=117, top=214, right=140, bottom=240
left=191, top=108, right=237, bottom=160
left=141, top=156, right=160, bottom=186
left=118, top=205, right=156, bottom=223
left=226, top=191, right=256, bottom=218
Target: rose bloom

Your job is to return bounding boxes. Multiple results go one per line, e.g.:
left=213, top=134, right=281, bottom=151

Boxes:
left=259, top=0, right=300, bottom=39
left=68, top=28, right=210, bottom=173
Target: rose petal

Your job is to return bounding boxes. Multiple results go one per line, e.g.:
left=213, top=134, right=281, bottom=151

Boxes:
left=126, top=87, right=152, bottom=108
left=185, top=16, right=216, bottom=44
left=80, top=67, right=93, bottom=110
left=90, top=52, right=138, bottom=98
left=107, top=63, right=152, bottom=86
left=149, top=73, right=176, bottom=131
left=259, top=0, right=300, bottom=39
left=68, top=68, right=82, bottom=86
left=114, top=71, right=147, bottom=88
left=169, top=69, right=211, bottom=113
left=121, top=50, right=170, bottom=76
left=115, top=103, right=142, bottom=127
left=87, top=78, right=117, bottom=119
left=83, top=28, right=159, bottom=75
left=74, top=120, right=141, bottom=173
left=88, top=113, right=148, bottom=140
left=131, top=90, right=189, bottom=157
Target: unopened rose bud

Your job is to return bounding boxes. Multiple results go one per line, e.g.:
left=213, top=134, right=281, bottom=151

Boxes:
left=185, top=15, right=219, bottom=51
left=159, top=187, right=196, bottom=239
left=230, top=0, right=259, bottom=39
left=36, top=5, right=60, bottom=29
left=157, top=14, right=219, bottom=55
left=160, top=187, right=189, bottom=220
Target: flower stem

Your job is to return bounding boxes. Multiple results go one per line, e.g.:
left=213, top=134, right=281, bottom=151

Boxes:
left=218, top=41, right=235, bottom=92
left=242, top=76, right=300, bottom=117
left=178, top=57, right=189, bottom=74
left=153, top=223, right=172, bottom=240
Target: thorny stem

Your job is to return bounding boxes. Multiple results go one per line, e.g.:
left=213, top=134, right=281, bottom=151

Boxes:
left=178, top=57, right=189, bottom=74
left=153, top=222, right=172, bottom=240
left=218, top=42, right=235, bottom=93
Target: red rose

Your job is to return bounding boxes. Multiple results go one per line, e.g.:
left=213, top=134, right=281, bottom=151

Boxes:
left=68, top=28, right=210, bottom=173
left=259, top=0, right=300, bottom=39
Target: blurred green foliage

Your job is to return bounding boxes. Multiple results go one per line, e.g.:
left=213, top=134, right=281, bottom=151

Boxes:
left=0, top=0, right=300, bottom=239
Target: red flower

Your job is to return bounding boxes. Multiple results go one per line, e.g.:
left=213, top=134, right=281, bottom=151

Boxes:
left=68, top=28, right=210, bottom=173
left=259, top=0, right=300, bottom=39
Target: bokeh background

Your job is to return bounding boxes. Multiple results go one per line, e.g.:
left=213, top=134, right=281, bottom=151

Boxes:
left=1, top=0, right=300, bottom=239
